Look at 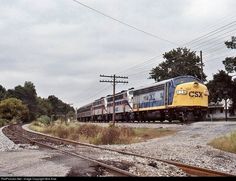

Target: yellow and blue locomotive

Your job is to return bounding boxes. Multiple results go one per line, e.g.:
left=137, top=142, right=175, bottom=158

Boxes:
left=77, top=75, right=209, bottom=122
left=132, top=75, right=209, bottom=122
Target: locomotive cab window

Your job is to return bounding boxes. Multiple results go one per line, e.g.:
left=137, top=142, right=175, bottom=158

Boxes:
left=173, top=76, right=201, bottom=86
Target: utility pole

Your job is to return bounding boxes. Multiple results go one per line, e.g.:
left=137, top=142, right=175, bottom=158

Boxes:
left=225, top=99, right=228, bottom=122
left=100, top=74, right=128, bottom=125
left=200, top=50, right=204, bottom=82
left=75, top=107, right=77, bottom=121
left=223, top=91, right=228, bottom=122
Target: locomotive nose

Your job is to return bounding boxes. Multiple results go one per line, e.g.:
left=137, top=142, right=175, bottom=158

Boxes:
left=172, top=81, right=208, bottom=107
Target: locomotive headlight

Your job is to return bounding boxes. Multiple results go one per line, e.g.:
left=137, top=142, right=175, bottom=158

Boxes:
left=176, top=90, right=187, bottom=95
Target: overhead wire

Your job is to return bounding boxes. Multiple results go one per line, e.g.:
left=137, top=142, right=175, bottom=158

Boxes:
left=190, top=28, right=236, bottom=50
left=178, top=13, right=236, bottom=45
left=71, top=1, right=236, bottom=106
left=72, top=0, right=179, bottom=46
left=125, top=21, right=236, bottom=78
left=71, top=0, right=180, bottom=104
left=116, top=20, right=236, bottom=77
left=71, top=0, right=210, bottom=103
left=76, top=84, right=112, bottom=104
left=184, top=21, right=236, bottom=46
left=127, top=19, right=236, bottom=84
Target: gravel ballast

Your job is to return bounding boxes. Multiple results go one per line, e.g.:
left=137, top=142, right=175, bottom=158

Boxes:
left=0, top=126, right=72, bottom=176
left=101, top=121, right=236, bottom=175
left=1, top=121, right=236, bottom=176
left=0, top=126, right=20, bottom=151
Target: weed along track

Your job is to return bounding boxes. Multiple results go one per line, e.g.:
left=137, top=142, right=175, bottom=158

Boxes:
left=3, top=124, right=235, bottom=177
left=2, top=124, right=136, bottom=177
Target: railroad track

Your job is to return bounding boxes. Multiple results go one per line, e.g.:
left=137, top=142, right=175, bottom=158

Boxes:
left=3, top=124, right=235, bottom=177
left=2, top=124, right=136, bottom=177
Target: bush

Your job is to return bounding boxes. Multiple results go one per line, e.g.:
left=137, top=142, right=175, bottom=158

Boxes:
left=78, top=124, right=102, bottom=138
left=0, top=118, right=8, bottom=127
left=32, top=121, right=44, bottom=127
left=52, top=124, right=69, bottom=138
left=29, top=121, right=175, bottom=145
left=67, top=124, right=80, bottom=140
left=36, top=115, right=51, bottom=125
left=0, top=98, right=29, bottom=122
left=209, top=132, right=236, bottom=154
left=119, top=127, right=135, bottom=138
left=100, top=127, right=121, bottom=145
left=78, top=125, right=132, bottom=145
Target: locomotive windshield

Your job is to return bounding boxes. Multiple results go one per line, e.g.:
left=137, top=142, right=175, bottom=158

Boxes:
left=173, top=76, right=201, bottom=86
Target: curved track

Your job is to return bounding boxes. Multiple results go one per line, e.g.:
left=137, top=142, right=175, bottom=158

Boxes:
left=3, top=124, right=235, bottom=177
left=3, top=124, right=136, bottom=177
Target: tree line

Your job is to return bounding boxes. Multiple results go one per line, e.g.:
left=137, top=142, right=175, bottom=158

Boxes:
left=149, top=36, right=236, bottom=115
left=0, top=81, right=74, bottom=126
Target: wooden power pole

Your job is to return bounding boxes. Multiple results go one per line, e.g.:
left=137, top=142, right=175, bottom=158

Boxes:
left=100, top=74, right=128, bottom=125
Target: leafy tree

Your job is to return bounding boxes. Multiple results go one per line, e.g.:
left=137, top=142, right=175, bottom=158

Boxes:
left=225, top=36, right=236, bottom=49
left=2, top=81, right=74, bottom=122
left=0, top=98, right=29, bottom=122
left=223, top=57, right=236, bottom=73
left=149, top=47, right=207, bottom=82
left=222, top=36, right=236, bottom=114
left=6, top=81, right=38, bottom=121
left=0, top=85, right=6, bottom=101
left=48, top=95, right=74, bottom=120
left=36, top=115, right=51, bottom=125
left=232, top=79, right=236, bottom=113
left=207, top=70, right=234, bottom=115
left=37, top=97, right=53, bottom=117
left=223, top=36, right=236, bottom=74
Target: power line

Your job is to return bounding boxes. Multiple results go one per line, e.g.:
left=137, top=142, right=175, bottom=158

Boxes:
left=76, top=84, right=111, bottom=103
left=76, top=11, right=236, bottom=106
left=185, top=21, right=236, bottom=46
left=128, top=25, right=236, bottom=77
left=100, top=74, right=128, bottom=124
left=72, top=0, right=178, bottom=46
left=178, top=13, right=236, bottom=45
left=115, top=23, right=236, bottom=77
left=190, top=28, right=236, bottom=50
left=72, top=1, right=236, bottom=87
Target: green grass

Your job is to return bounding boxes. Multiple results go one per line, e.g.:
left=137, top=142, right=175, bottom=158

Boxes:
left=29, top=120, right=177, bottom=145
left=0, top=118, right=18, bottom=127
left=208, top=131, right=236, bottom=154
left=0, top=119, right=7, bottom=127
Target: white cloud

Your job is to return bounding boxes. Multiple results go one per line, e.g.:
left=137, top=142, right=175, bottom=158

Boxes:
left=0, top=0, right=235, bottom=107
left=185, top=0, right=232, bottom=19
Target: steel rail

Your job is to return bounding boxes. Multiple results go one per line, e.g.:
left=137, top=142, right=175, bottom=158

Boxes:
left=3, top=125, right=137, bottom=177
left=17, top=124, right=236, bottom=176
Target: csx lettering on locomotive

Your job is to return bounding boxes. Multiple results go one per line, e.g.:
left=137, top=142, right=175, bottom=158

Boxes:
left=189, top=91, right=203, bottom=97
left=77, top=75, right=209, bottom=123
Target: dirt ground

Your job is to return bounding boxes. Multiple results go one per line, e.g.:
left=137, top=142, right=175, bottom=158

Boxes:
left=0, top=148, right=99, bottom=177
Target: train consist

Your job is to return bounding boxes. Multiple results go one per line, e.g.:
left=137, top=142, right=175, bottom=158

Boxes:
left=77, top=75, right=209, bottom=122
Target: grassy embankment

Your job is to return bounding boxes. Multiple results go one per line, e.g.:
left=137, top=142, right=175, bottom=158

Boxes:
left=29, top=120, right=176, bottom=145
left=0, top=119, right=6, bottom=127
left=0, top=119, right=17, bottom=128
left=209, top=131, right=236, bottom=154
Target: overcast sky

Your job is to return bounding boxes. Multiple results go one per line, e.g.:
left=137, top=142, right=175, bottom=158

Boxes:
left=0, top=0, right=235, bottom=108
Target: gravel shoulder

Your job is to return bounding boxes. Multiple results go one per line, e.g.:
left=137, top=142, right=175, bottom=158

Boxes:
left=0, top=150, right=71, bottom=176
left=0, top=125, right=71, bottom=177
left=100, top=121, right=236, bottom=175
left=23, top=121, right=236, bottom=176
left=1, top=121, right=236, bottom=176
